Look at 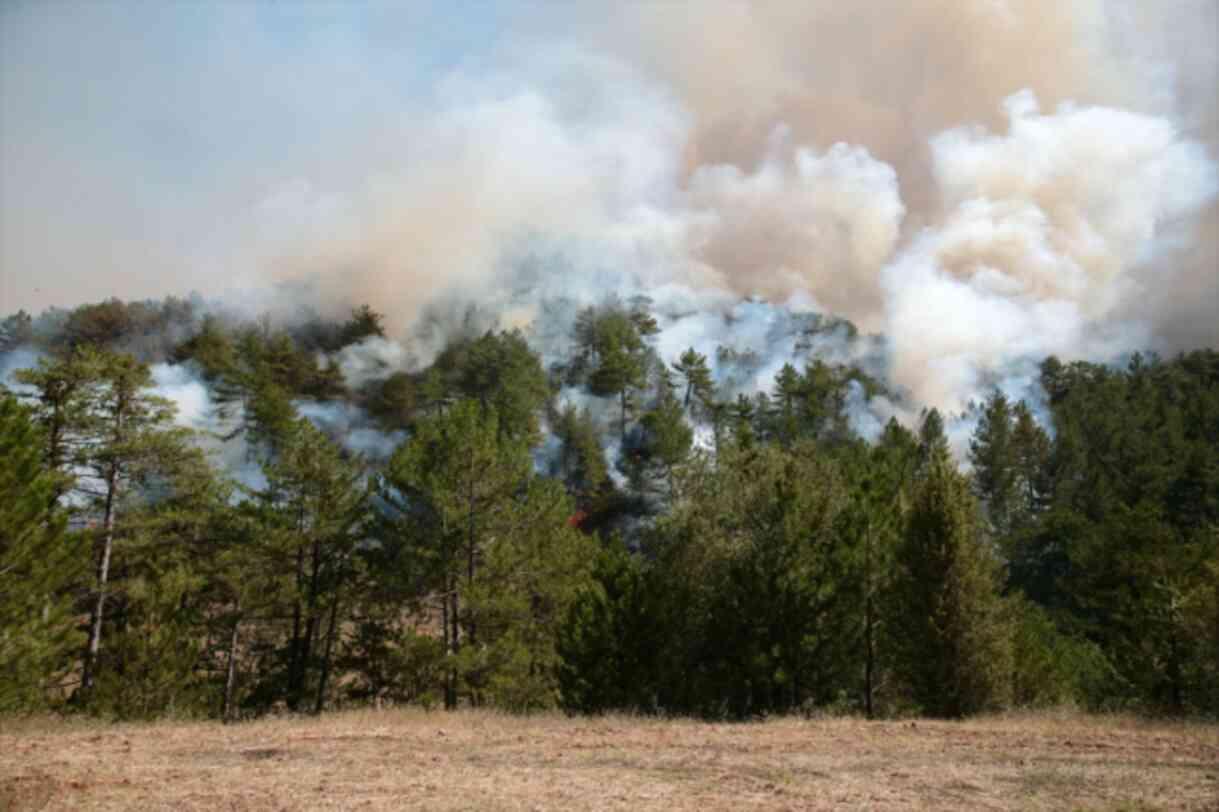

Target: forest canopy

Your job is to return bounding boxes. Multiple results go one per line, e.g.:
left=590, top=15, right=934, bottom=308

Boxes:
left=1, top=296, right=1217, bottom=720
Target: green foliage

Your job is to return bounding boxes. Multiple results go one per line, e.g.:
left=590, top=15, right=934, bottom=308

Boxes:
left=970, top=390, right=1017, bottom=537
left=833, top=434, right=914, bottom=717
left=672, top=348, right=713, bottom=412
left=341, top=619, right=446, bottom=708
left=0, top=396, right=84, bottom=713
left=379, top=400, right=594, bottom=710
left=429, top=330, right=550, bottom=442
left=892, top=448, right=1013, bottom=717
left=256, top=419, right=368, bottom=713
left=339, top=304, right=387, bottom=347
left=172, top=314, right=236, bottom=380
left=87, top=564, right=212, bottom=720
left=630, top=384, right=694, bottom=510
left=551, top=405, right=612, bottom=510
left=1007, top=596, right=1118, bottom=709
left=572, top=302, right=658, bottom=439
left=0, top=310, right=34, bottom=352
left=629, top=443, right=852, bottom=718
left=464, top=479, right=596, bottom=711
left=4, top=294, right=1218, bottom=721
left=366, top=371, right=419, bottom=430
left=558, top=537, right=657, bottom=714
left=1013, top=351, right=1219, bottom=711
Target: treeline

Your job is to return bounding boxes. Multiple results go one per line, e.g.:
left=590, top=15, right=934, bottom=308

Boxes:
left=1, top=297, right=1216, bottom=720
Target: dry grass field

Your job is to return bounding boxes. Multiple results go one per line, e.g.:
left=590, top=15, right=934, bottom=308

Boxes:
left=2, top=708, right=1216, bottom=811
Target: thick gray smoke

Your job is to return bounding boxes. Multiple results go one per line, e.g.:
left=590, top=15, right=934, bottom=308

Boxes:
left=3, top=0, right=1216, bottom=428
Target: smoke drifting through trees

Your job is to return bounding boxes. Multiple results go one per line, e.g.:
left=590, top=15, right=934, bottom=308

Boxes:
left=3, top=292, right=1219, bottom=718
left=2, top=2, right=1218, bottom=721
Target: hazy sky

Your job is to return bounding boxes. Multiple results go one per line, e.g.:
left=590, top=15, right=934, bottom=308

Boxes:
left=1, top=1, right=514, bottom=311
left=2, top=1, right=1216, bottom=410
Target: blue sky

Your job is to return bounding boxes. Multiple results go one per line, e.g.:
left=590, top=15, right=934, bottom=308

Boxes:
left=0, top=1, right=522, bottom=311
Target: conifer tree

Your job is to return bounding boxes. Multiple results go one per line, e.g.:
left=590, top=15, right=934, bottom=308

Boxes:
left=969, top=390, right=1016, bottom=538
left=381, top=401, right=530, bottom=708
left=837, top=424, right=916, bottom=718
left=14, top=351, right=95, bottom=506
left=19, top=349, right=193, bottom=699
left=672, top=348, right=713, bottom=411
left=1009, top=401, right=1051, bottom=527
left=772, top=363, right=803, bottom=447
left=445, top=329, right=549, bottom=443
left=574, top=305, right=655, bottom=440
left=633, top=380, right=694, bottom=509
left=381, top=400, right=592, bottom=709
left=74, top=351, right=189, bottom=696
left=917, top=407, right=950, bottom=470
left=257, top=419, right=367, bottom=713
left=0, top=396, right=85, bottom=712
left=552, top=405, right=611, bottom=510
left=892, top=444, right=1012, bottom=716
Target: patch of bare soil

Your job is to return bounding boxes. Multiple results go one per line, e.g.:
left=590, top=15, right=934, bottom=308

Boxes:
left=2, top=709, right=1216, bottom=811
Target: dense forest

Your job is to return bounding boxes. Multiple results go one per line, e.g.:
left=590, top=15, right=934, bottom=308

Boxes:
left=1, top=295, right=1216, bottom=721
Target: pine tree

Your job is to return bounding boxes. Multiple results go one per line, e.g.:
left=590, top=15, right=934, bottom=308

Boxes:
left=339, top=304, right=387, bottom=347
left=1009, top=401, right=1051, bottom=527
left=731, top=393, right=756, bottom=449
left=917, top=407, right=950, bottom=470
left=0, top=396, right=85, bottom=712
left=464, top=478, right=595, bottom=710
left=552, top=405, right=611, bottom=510
left=18, top=349, right=194, bottom=701
left=574, top=305, right=654, bottom=441
left=256, top=419, right=367, bottom=713
left=837, top=429, right=915, bottom=718
left=73, top=350, right=189, bottom=697
left=891, top=445, right=1012, bottom=717
left=643, top=442, right=850, bottom=717
left=969, top=390, right=1017, bottom=538
left=14, top=351, right=95, bottom=507
left=449, top=329, right=549, bottom=443
left=771, top=363, right=803, bottom=447
left=380, top=400, right=530, bottom=709
left=672, top=348, right=713, bottom=412
left=380, top=399, right=593, bottom=709
left=633, top=384, right=694, bottom=509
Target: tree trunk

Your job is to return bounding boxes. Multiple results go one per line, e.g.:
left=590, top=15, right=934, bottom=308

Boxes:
left=47, top=404, right=67, bottom=510
left=444, top=573, right=458, bottom=711
left=223, top=616, right=241, bottom=723
left=288, top=546, right=305, bottom=710
left=466, top=480, right=477, bottom=651
left=295, top=540, right=323, bottom=709
left=314, top=598, right=341, bottom=714
left=81, top=462, right=119, bottom=695
left=864, top=521, right=875, bottom=720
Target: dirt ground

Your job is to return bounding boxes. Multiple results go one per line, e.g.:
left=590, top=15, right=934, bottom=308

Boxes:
left=2, top=708, right=1216, bottom=811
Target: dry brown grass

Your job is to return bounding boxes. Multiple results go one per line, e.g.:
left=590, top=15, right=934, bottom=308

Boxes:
left=2, top=707, right=1216, bottom=811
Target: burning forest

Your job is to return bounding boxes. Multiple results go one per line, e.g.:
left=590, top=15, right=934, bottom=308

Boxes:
left=1, top=1, right=1218, bottom=723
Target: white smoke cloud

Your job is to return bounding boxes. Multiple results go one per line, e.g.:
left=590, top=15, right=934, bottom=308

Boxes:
left=882, top=91, right=1217, bottom=409
left=336, top=336, right=414, bottom=389
left=294, top=399, right=405, bottom=461
left=0, top=347, right=42, bottom=394
left=150, top=362, right=212, bottom=428
left=685, top=134, right=905, bottom=326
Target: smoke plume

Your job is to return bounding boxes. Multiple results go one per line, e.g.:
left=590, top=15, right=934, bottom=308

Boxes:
left=2, top=0, right=1216, bottom=421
